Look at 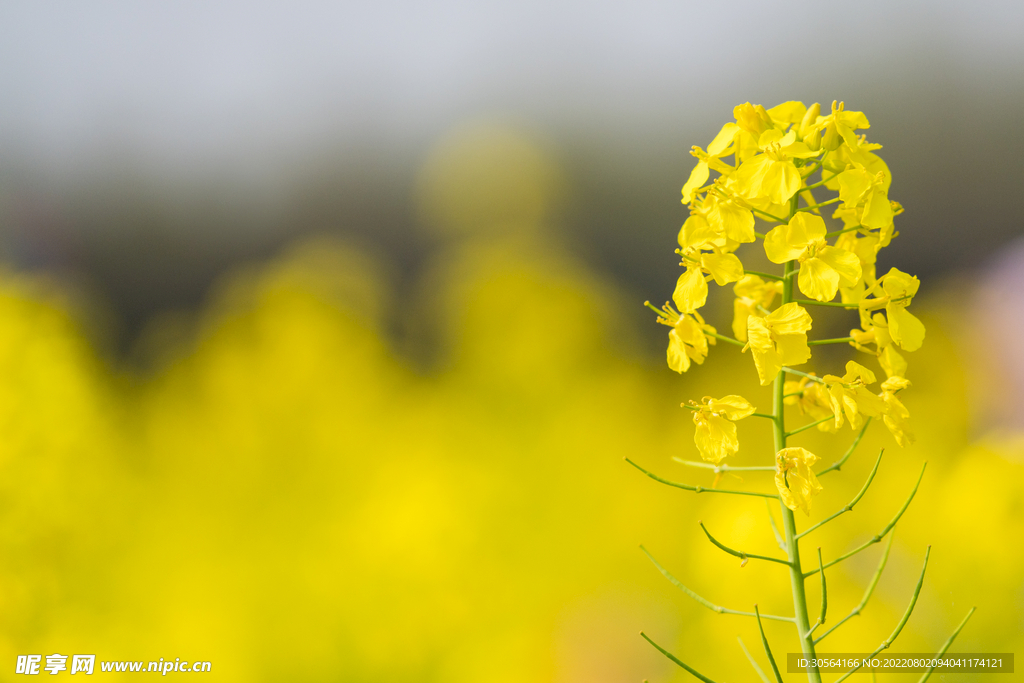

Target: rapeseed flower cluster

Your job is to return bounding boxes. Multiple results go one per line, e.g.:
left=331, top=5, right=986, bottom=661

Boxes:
left=636, top=101, right=957, bottom=683
left=654, top=100, right=924, bottom=511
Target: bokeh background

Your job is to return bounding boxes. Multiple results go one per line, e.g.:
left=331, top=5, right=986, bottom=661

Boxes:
left=0, top=1, right=1022, bottom=681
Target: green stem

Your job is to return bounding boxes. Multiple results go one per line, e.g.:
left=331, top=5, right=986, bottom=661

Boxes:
left=797, top=449, right=884, bottom=539
left=833, top=547, right=931, bottom=683
left=794, top=299, right=860, bottom=308
left=776, top=253, right=822, bottom=683
left=807, top=336, right=855, bottom=346
left=625, top=458, right=779, bottom=499
left=916, top=607, right=977, bottom=682
left=673, top=458, right=775, bottom=473
left=786, top=414, right=835, bottom=437
left=705, top=331, right=746, bottom=347
left=743, top=269, right=784, bottom=281
left=751, top=207, right=787, bottom=223
left=698, top=521, right=792, bottom=566
left=737, top=637, right=772, bottom=683
left=782, top=367, right=826, bottom=384
left=640, top=632, right=719, bottom=683
left=802, top=171, right=839, bottom=191
left=755, top=606, right=785, bottom=683
left=641, top=546, right=793, bottom=622
left=638, top=544, right=798, bottom=626
left=805, top=463, right=926, bottom=577
left=797, top=197, right=841, bottom=213
left=817, top=419, right=871, bottom=476
left=814, top=532, right=895, bottom=645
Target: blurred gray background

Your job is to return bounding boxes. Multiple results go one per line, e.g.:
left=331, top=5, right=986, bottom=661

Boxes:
left=0, top=0, right=1021, bottom=357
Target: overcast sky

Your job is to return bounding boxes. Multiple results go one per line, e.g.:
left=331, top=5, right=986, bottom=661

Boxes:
left=1, top=1, right=1020, bottom=179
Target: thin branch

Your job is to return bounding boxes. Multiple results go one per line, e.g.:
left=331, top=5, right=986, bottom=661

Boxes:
left=805, top=463, right=925, bottom=578
left=917, top=606, right=977, bottom=682
left=787, top=414, right=836, bottom=437
left=751, top=206, right=787, bottom=223
left=825, top=226, right=862, bottom=238
left=798, top=449, right=884, bottom=539
left=817, top=547, right=828, bottom=627
left=625, top=458, right=780, bottom=499
left=818, top=419, right=871, bottom=476
left=744, top=270, right=784, bottom=282
left=807, top=336, right=856, bottom=346
left=737, top=636, right=772, bottom=683
left=705, top=330, right=746, bottom=347
left=814, top=533, right=896, bottom=645
left=698, top=520, right=792, bottom=567
left=754, top=606, right=785, bottom=683
left=765, top=499, right=786, bottom=552
left=752, top=412, right=780, bottom=422
left=833, top=546, right=931, bottom=683
left=673, top=457, right=775, bottom=473
left=640, top=632, right=720, bottom=683
left=640, top=546, right=794, bottom=622
left=797, top=197, right=842, bottom=213
left=782, top=367, right=826, bottom=384
left=794, top=299, right=860, bottom=308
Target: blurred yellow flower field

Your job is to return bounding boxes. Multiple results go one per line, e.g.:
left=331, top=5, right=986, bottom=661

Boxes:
left=0, top=125, right=1018, bottom=682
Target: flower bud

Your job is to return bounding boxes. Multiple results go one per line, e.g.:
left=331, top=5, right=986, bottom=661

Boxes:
left=822, top=123, right=842, bottom=151
left=798, top=102, right=820, bottom=139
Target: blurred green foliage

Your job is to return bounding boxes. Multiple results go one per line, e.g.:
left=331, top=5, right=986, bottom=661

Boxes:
left=0, top=125, right=1018, bottom=682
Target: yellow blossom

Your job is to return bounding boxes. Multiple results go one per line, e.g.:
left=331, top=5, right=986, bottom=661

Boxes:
left=745, top=302, right=812, bottom=385
left=731, top=130, right=817, bottom=205
left=783, top=375, right=838, bottom=433
left=822, top=361, right=886, bottom=430
left=702, top=191, right=755, bottom=243
left=732, top=275, right=782, bottom=341
left=681, top=123, right=740, bottom=204
left=690, top=395, right=756, bottom=464
left=815, top=100, right=870, bottom=151
left=879, top=376, right=914, bottom=447
left=850, top=313, right=908, bottom=378
left=775, top=447, right=823, bottom=515
left=880, top=268, right=925, bottom=352
left=650, top=302, right=716, bottom=373
left=836, top=164, right=893, bottom=232
left=764, top=214, right=862, bottom=302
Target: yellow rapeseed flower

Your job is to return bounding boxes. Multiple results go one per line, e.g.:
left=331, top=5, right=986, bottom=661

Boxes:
left=880, top=268, right=925, bottom=352
left=731, top=130, right=816, bottom=206
left=783, top=375, right=838, bottom=433
left=815, top=100, right=870, bottom=151
left=879, top=376, right=914, bottom=447
left=650, top=302, right=716, bottom=373
left=775, top=447, right=823, bottom=515
left=764, top=213, right=861, bottom=302
left=731, top=275, right=782, bottom=341
left=681, top=122, right=740, bottom=204
left=850, top=312, right=908, bottom=378
left=690, top=395, right=756, bottom=464
left=822, top=361, right=886, bottom=430
left=745, top=302, right=812, bottom=385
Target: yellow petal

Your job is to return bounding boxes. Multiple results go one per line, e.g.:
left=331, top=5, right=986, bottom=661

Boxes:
left=842, top=360, right=876, bottom=385
left=798, top=257, right=841, bottom=301
left=766, top=101, right=807, bottom=124
left=861, top=188, right=893, bottom=229
left=681, top=160, right=709, bottom=205
left=694, top=413, right=738, bottom=464
left=766, top=302, right=812, bottom=335
left=775, top=333, right=811, bottom=367
left=705, top=194, right=755, bottom=243
left=672, top=266, right=708, bottom=313
left=775, top=447, right=822, bottom=515
left=678, top=214, right=717, bottom=250
left=701, top=252, right=744, bottom=285
left=886, top=304, right=925, bottom=352
left=763, top=158, right=801, bottom=205
left=708, top=395, right=756, bottom=420
left=667, top=331, right=692, bottom=373
left=817, top=245, right=862, bottom=287
left=707, top=122, right=740, bottom=155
